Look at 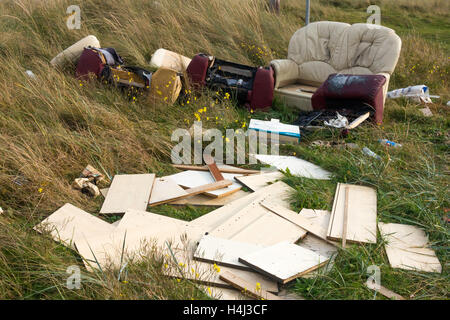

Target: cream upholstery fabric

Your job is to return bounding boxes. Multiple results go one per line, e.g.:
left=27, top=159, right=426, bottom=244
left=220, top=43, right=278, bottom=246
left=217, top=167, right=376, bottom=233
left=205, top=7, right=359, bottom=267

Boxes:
left=271, top=21, right=402, bottom=111
left=50, top=35, right=100, bottom=68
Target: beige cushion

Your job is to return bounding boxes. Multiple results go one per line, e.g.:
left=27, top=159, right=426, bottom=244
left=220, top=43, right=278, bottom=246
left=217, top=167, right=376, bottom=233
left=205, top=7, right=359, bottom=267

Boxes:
left=50, top=35, right=100, bottom=68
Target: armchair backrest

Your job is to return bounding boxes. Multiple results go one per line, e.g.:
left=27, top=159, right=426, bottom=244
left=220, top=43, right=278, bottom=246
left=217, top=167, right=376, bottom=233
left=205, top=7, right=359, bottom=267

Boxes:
left=287, top=21, right=402, bottom=85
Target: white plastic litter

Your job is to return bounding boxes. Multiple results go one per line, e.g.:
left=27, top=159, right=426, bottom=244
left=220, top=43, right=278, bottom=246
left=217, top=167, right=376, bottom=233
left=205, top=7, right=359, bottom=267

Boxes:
left=25, top=70, right=36, bottom=79
left=324, top=112, right=348, bottom=128
left=387, top=85, right=439, bottom=104
left=0, top=207, right=3, bottom=215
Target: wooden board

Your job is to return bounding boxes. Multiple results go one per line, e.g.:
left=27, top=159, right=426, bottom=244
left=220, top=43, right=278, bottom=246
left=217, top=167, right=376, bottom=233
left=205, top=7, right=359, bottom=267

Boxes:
left=190, top=181, right=295, bottom=231
left=194, top=235, right=264, bottom=270
left=202, top=286, right=253, bottom=300
left=378, top=222, right=441, bottom=273
left=209, top=197, right=307, bottom=246
left=297, top=207, right=339, bottom=277
left=75, top=223, right=205, bottom=272
left=204, top=155, right=225, bottom=181
left=219, top=271, right=282, bottom=300
left=365, top=281, right=406, bottom=300
left=149, top=178, right=232, bottom=206
left=298, top=235, right=338, bottom=278
left=234, top=171, right=283, bottom=191
left=347, top=112, right=370, bottom=129
left=167, top=170, right=242, bottom=198
left=170, top=190, right=249, bottom=207
left=100, top=188, right=109, bottom=197
left=165, top=257, right=279, bottom=293
left=116, top=209, right=206, bottom=251
left=100, top=174, right=155, bottom=214
left=251, top=154, right=331, bottom=180
left=74, top=220, right=278, bottom=292
left=327, top=183, right=377, bottom=244
left=260, top=201, right=338, bottom=246
left=149, top=177, right=188, bottom=205
left=239, top=242, right=330, bottom=284
left=33, top=203, right=115, bottom=249
left=173, top=164, right=259, bottom=175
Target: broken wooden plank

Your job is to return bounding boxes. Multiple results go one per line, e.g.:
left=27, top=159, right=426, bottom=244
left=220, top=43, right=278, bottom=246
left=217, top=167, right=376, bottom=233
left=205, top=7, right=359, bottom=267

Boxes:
left=100, top=174, right=155, bottom=214
left=209, top=197, right=307, bottom=246
left=194, top=235, right=264, bottom=270
left=234, top=171, right=283, bottom=191
left=148, top=178, right=232, bottom=206
left=170, top=190, right=249, bottom=207
left=346, top=112, right=370, bottom=130
left=219, top=271, right=282, bottom=300
left=297, top=209, right=339, bottom=277
left=298, top=234, right=338, bottom=278
left=172, top=164, right=260, bottom=175
left=260, top=201, right=338, bottom=247
left=167, top=170, right=241, bottom=198
left=327, top=183, right=377, bottom=244
left=149, top=177, right=187, bottom=205
left=365, top=281, right=406, bottom=300
left=100, top=188, right=109, bottom=197
left=33, top=203, right=115, bottom=249
left=239, top=242, right=329, bottom=284
left=202, top=286, right=253, bottom=300
left=190, top=181, right=295, bottom=231
left=342, top=186, right=350, bottom=248
left=204, top=155, right=225, bottom=182
left=251, top=154, right=331, bottom=180
left=378, top=222, right=442, bottom=273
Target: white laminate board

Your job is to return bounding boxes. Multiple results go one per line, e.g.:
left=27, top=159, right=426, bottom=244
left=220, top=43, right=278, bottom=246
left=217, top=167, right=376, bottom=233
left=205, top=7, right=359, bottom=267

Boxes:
left=239, top=242, right=329, bottom=284
left=251, top=154, right=331, bottom=180
left=100, top=174, right=155, bottom=214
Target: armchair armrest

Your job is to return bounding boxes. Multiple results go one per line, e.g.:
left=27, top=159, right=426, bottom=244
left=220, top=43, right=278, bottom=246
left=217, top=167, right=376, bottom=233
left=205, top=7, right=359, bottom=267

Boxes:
left=270, top=59, right=299, bottom=89
left=377, top=72, right=390, bottom=104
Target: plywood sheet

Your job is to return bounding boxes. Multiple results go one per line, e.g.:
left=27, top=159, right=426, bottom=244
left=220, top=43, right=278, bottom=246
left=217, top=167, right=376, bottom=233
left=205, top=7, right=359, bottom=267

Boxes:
left=251, top=154, right=331, bottom=180
left=261, top=201, right=334, bottom=245
left=239, top=242, right=329, bottom=284
left=327, top=183, right=377, bottom=244
left=209, top=198, right=307, bottom=246
left=378, top=222, right=441, bottom=273
left=190, top=181, right=295, bottom=231
left=298, top=235, right=338, bottom=278
left=33, top=203, right=115, bottom=249
left=219, top=271, right=282, bottom=300
left=234, top=171, right=284, bottom=191
left=74, top=223, right=278, bottom=292
left=100, top=174, right=155, bottom=214
left=194, top=235, right=264, bottom=270
left=202, top=286, right=253, bottom=300
left=170, top=190, right=249, bottom=207
left=167, top=170, right=242, bottom=198
left=149, top=177, right=187, bottom=205
left=173, top=164, right=259, bottom=175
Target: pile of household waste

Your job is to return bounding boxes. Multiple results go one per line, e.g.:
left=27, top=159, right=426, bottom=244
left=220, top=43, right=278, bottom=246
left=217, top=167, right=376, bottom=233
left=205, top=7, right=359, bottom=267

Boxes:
left=34, top=157, right=442, bottom=300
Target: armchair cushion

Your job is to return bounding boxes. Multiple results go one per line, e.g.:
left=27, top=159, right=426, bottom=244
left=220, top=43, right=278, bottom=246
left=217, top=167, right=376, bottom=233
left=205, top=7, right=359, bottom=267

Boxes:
left=311, top=74, right=386, bottom=124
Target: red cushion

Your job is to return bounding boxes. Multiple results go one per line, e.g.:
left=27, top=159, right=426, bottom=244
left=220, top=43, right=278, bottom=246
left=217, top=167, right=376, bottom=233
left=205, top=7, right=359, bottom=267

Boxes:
left=249, top=67, right=274, bottom=111
left=186, top=54, right=209, bottom=87
left=75, top=48, right=105, bottom=80
left=312, top=74, right=386, bottom=124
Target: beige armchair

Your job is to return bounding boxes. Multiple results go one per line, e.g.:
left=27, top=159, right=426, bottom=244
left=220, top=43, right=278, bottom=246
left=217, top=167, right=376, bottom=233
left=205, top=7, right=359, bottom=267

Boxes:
left=271, top=21, right=402, bottom=111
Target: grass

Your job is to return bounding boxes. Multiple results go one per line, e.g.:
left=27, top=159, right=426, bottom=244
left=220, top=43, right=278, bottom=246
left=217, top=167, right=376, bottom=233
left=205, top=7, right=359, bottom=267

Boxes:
left=0, top=0, right=448, bottom=299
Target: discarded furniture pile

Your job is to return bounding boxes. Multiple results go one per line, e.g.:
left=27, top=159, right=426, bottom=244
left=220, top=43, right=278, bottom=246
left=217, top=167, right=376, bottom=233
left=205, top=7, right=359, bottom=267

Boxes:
left=33, top=156, right=442, bottom=300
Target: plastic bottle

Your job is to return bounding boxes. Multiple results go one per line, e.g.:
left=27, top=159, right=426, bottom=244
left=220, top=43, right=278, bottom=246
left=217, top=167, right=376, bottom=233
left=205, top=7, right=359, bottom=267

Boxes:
left=363, top=147, right=381, bottom=160
left=379, top=139, right=402, bottom=148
